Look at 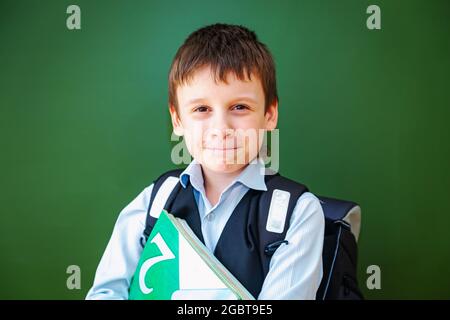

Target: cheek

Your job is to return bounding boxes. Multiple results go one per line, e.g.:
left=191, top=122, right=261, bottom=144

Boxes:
left=237, top=117, right=266, bottom=142
left=246, top=130, right=265, bottom=156
left=238, top=112, right=266, bottom=130
left=182, top=125, right=204, bottom=155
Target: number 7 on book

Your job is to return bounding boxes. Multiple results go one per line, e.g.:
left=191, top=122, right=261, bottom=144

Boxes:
left=139, top=233, right=175, bottom=294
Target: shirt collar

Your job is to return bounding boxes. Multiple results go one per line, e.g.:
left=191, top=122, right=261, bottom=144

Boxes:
left=179, top=157, right=268, bottom=192
left=179, top=159, right=204, bottom=191
left=235, top=157, right=267, bottom=191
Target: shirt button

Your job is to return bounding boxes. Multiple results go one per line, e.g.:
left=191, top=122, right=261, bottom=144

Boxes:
left=206, top=213, right=215, bottom=221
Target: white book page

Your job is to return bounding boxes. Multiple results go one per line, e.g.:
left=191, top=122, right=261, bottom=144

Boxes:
left=178, top=234, right=229, bottom=291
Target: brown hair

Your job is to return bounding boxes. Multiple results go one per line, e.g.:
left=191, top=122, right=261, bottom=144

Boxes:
left=168, top=23, right=278, bottom=112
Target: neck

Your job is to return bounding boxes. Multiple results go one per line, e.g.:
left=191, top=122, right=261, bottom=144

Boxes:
left=201, top=165, right=247, bottom=206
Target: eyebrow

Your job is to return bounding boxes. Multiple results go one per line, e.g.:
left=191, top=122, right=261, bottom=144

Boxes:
left=186, top=96, right=258, bottom=106
left=186, top=98, right=207, bottom=105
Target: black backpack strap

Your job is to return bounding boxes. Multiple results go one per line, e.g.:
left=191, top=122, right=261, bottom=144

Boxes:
left=140, top=169, right=184, bottom=248
left=260, top=173, right=309, bottom=256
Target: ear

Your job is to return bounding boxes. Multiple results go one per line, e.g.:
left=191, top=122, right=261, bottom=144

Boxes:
left=264, top=100, right=278, bottom=131
left=169, top=104, right=184, bottom=136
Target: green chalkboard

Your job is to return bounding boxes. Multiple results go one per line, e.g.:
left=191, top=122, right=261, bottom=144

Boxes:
left=0, top=0, right=449, bottom=299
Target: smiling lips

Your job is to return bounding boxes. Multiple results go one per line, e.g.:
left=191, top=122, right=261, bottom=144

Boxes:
left=203, top=146, right=240, bottom=151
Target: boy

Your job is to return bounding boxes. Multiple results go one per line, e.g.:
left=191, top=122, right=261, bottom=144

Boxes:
left=86, top=23, right=324, bottom=300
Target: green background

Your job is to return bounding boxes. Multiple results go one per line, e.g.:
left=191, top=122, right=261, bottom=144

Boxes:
left=1, top=0, right=449, bottom=299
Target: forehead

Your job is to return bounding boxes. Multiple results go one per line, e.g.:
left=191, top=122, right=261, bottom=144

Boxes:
left=176, top=66, right=264, bottom=103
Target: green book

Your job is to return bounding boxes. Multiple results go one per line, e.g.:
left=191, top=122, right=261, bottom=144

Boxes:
left=128, top=210, right=255, bottom=300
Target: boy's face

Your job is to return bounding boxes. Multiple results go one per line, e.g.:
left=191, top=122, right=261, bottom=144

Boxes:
left=170, top=65, right=278, bottom=175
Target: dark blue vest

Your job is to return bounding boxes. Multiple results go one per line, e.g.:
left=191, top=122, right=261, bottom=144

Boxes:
left=142, top=169, right=308, bottom=298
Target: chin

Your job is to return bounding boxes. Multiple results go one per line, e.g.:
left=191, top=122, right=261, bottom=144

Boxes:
left=195, top=148, right=255, bottom=173
left=202, top=158, right=248, bottom=174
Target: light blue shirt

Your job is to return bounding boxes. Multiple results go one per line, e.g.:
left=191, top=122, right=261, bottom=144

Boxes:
left=86, top=160, right=324, bottom=300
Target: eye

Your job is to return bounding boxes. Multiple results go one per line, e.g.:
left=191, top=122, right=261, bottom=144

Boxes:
left=232, top=104, right=249, bottom=111
left=193, top=106, right=209, bottom=113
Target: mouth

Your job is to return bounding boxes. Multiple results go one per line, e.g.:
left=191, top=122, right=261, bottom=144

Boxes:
left=203, top=147, right=241, bottom=151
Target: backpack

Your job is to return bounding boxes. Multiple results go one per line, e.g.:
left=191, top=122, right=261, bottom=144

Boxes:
left=141, top=170, right=364, bottom=300
left=315, top=195, right=364, bottom=299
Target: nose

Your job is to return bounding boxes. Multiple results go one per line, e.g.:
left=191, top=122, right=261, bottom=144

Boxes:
left=205, top=109, right=234, bottom=143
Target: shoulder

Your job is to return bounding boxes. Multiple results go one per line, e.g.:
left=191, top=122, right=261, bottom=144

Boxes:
left=120, top=168, right=184, bottom=216
left=121, top=168, right=184, bottom=215
left=269, top=173, right=324, bottom=226
left=265, top=173, right=308, bottom=190
left=263, top=173, right=309, bottom=205
left=154, top=168, right=185, bottom=180
left=150, top=168, right=185, bottom=189
left=290, top=191, right=325, bottom=229
left=263, top=172, right=323, bottom=225
left=296, top=192, right=324, bottom=215
left=114, top=184, right=154, bottom=227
